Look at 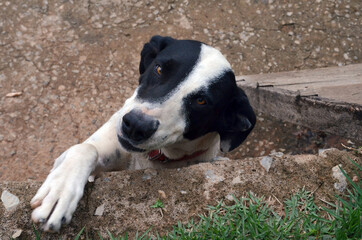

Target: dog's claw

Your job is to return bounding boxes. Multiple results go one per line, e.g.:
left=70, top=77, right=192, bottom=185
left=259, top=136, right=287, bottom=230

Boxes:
left=30, top=199, right=42, bottom=209
left=61, top=217, right=67, bottom=224
left=48, top=224, right=55, bottom=231
left=39, top=218, right=46, bottom=224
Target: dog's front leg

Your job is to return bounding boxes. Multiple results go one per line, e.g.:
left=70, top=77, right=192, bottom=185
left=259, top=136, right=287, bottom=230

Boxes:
left=30, top=111, right=126, bottom=232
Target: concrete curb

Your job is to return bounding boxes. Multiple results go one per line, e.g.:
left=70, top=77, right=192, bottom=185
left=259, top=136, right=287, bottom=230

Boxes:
left=237, top=65, right=362, bottom=141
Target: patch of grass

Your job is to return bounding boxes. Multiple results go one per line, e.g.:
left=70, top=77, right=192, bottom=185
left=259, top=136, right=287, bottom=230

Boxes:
left=32, top=159, right=361, bottom=239
left=321, top=159, right=361, bottom=239
left=165, top=190, right=330, bottom=239
left=150, top=199, right=165, bottom=209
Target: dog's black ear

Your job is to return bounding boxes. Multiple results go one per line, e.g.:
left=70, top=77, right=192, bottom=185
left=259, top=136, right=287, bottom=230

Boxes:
left=139, top=35, right=175, bottom=74
left=217, top=87, right=256, bottom=152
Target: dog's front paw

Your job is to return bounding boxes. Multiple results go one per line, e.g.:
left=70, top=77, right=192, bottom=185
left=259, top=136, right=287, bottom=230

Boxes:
left=30, top=144, right=98, bottom=232
left=30, top=167, right=85, bottom=232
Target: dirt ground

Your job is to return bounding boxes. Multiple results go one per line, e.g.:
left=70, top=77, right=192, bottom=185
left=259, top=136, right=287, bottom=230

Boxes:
left=1, top=0, right=361, bottom=181
left=1, top=149, right=361, bottom=239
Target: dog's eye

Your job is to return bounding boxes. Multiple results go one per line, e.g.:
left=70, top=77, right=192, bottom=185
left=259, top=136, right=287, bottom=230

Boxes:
left=155, top=65, right=162, bottom=75
left=196, top=97, right=206, bottom=105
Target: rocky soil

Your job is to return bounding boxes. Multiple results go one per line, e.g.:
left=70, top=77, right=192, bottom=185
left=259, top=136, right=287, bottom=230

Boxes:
left=1, top=149, right=361, bottom=239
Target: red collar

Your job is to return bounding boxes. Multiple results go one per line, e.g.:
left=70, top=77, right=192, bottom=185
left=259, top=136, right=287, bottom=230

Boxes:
left=148, top=149, right=208, bottom=163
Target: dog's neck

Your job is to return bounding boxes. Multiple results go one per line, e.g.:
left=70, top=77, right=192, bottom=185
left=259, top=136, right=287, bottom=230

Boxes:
left=160, top=132, right=220, bottom=162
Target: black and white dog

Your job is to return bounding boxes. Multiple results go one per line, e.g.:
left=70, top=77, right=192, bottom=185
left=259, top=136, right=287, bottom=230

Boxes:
left=31, top=36, right=256, bottom=232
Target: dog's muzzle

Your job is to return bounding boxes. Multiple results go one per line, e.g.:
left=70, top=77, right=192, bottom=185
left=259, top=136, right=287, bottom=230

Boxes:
left=121, top=109, right=159, bottom=145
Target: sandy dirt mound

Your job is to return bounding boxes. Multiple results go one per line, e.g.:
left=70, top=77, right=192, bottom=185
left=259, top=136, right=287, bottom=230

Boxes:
left=1, top=149, right=360, bottom=239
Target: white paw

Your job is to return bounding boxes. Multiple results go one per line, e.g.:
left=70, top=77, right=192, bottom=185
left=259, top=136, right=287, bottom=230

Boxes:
left=31, top=144, right=98, bottom=232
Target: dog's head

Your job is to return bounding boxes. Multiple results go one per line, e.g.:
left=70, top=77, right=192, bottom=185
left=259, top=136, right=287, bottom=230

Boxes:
left=118, top=36, right=256, bottom=153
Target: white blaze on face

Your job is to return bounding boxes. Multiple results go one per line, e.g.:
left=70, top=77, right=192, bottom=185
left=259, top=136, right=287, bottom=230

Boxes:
left=119, top=44, right=232, bottom=149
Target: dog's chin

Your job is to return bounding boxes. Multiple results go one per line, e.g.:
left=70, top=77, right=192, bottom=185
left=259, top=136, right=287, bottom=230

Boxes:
left=117, top=135, right=146, bottom=152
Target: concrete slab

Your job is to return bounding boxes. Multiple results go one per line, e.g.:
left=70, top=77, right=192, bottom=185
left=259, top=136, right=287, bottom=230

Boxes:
left=237, top=64, right=362, bottom=105
left=237, top=64, right=362, bottom=141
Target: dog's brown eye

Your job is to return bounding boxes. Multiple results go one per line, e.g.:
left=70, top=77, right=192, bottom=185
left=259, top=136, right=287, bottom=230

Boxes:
left=155, top=65, right=162, bottom=75
left=196, top=98, right=206, bottom=105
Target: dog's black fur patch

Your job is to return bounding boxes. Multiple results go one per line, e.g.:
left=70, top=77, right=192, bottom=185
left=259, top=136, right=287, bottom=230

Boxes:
left=137, top=36, right=201, bottom=102
left=182, top=70, right=256, bottom=152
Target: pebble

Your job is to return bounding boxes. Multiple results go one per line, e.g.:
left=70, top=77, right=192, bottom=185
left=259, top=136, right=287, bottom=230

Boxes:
left=332, top=164, right=347, bottom=192
left=260, top=156, right=273, bottom=172
left=318, top=148, right=338, bottom=158
left=352, top=175, right=358, bottom=183
left=225, top=194, right=234, bottom=201
left=231, top=176, right=242, bottom=184
left=94, top=203, right=105, bottom=216
left=158, top=190, right=167, bottom=199
left=58, top=85, right=66, bottom=91
left=12, top=229, right=22, bottom=238
left=6, top=92, right=22, bottom=97
left=142, top=169, right=158, bottom=180
left=204, top=170, right=224, bottom=183
left=269, top=151, right=284, bottom=158
left=1, top=190, right=20, bottom=211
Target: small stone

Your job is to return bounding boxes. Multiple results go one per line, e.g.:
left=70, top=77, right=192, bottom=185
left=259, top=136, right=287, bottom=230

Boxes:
left=260, top=156, right=273, bottom=172
left=318, top=148, right=338, bottom=158
left=180, top=190, right=187, bottom=195
left=94, top=203, right=105, bottom=216
left=232, top=176, right=242, bottom=184
left=6, top=92, right=22, bottom=97
left=175, top=14, right=192, bottom=30
left=204, top=170, right=224, bottom=183
left=93, top=22, right=103, bottom=28
left=352, top=175, right=358, bottom=183
left=225, top=194, right=234, bottom=201
left=12, top=229, right=22, bottom=238
left=142, top=169, right=158, bottom=180
left=79, top=56, right=87, bottom=64
left=269, top=151, right=284, bottom=158
left=58, top=85, right=66, bottom=91
left=1, top=190, right=20, bottom=211
left=332, top=164, right=347, bottom=192
left=158, top=190, right=167, bottom=199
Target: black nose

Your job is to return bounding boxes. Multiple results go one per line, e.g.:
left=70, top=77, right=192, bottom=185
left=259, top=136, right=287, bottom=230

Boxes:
left=122, top=109, right=159, bottom=143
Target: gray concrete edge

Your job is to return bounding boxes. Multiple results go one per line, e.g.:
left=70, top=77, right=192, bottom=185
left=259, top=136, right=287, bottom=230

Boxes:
left=237, top=80, right=362, bottom=141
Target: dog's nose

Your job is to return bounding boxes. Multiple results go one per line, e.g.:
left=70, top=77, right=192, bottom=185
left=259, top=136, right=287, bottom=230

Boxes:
left=122, top=109, right=159, bottom=143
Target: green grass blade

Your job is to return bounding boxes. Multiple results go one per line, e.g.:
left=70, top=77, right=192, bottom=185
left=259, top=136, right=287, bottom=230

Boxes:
left=74, top=227, right=85, bottom=240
